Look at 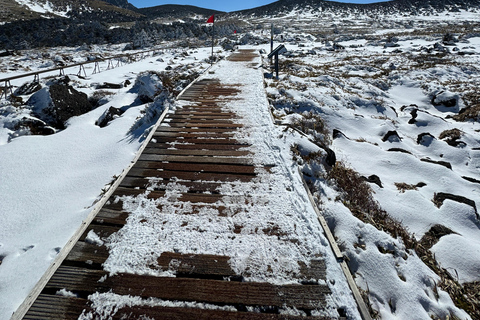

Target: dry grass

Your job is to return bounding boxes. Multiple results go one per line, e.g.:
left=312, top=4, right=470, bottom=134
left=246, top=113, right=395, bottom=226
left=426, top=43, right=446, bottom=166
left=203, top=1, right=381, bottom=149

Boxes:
left=290, top=111, right=331, bottom=146
left=394, top=182, right=426, bottom=193
left=453, top=92, right=480, bottom=122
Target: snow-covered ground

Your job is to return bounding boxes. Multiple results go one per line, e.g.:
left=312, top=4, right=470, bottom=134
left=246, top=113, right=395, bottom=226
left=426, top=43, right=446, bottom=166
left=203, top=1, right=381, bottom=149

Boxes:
left=1, top=8, right=480, bottom=320
left=0, top=45, right=216, bottom=319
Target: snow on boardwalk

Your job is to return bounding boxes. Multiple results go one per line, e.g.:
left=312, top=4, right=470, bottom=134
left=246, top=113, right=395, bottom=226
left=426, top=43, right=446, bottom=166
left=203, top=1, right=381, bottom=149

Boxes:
left=21, top=50, right=361, bottom=319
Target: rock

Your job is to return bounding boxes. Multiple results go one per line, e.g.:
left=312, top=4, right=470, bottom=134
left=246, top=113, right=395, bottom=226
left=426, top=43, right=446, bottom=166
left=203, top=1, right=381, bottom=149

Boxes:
left=96, top=107, right=124, bottom=128
left=27, top=84, right=92, bottom=130
left=325, top=147, right=336, bottom=167
left=14, top=117, right=56, bottom=136
left=14, top=81, right=42, bottom=96
left=420, top=158, right=452, bottom=170
left=417, top=132, right=435, bottom=145
left=361, top=175, right=383, bottom=188
left=130, top=72, right=165, bottom=104
left=382, top=130, right=401, bottom=142
left=431, top=90, right=458, bottom=108
left=333, top=129, right=346, bottom=139
left=96, top=82, right=123, bottom=89
left=433, top=192, right=478, bottom=219
left=408, top=109, right=418, bottom=124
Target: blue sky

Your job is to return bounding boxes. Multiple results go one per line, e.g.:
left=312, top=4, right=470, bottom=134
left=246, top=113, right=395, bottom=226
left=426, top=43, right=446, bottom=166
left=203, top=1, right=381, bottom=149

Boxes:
left=129, top=0, right=389, bottom=12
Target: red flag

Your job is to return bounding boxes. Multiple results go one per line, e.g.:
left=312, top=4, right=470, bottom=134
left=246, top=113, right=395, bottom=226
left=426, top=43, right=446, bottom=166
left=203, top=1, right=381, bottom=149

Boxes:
left=207, top=14, right=214, bottom=23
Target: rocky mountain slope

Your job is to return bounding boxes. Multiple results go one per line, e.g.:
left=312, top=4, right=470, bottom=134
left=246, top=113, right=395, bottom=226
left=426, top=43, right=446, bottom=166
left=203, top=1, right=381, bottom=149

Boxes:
left=0, top=0, right=141, bottom=23
left=137, top=5, right=224, bottom=19
left=235, top=0, right=480, bottom=16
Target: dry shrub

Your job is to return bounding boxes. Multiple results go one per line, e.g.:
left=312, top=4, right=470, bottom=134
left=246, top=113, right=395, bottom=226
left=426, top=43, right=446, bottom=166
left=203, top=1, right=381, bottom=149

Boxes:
left=394, top=182, right=426, bottom=193
left=327, top=162, right=412, bottom=244
left=322, top=162, right=480, bottom=318
left=453, top=92, right=480, bottom=122
left=439, top=128, right=462, bottom=140
left=291, top=111, right=331, bottom=146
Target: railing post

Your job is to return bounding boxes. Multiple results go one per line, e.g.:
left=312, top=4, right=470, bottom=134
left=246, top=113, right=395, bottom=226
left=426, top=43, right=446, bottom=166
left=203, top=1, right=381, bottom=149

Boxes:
left=93, top=61, right=100, bottom=74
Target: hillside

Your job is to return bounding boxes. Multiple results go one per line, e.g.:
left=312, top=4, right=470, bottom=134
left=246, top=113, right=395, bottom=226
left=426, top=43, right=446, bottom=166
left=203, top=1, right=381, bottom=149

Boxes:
left=137, top=4, right=224, bottom=19
left=234, top=0, right=480, bottom=16
left=0, top=0, right=142, bottom=23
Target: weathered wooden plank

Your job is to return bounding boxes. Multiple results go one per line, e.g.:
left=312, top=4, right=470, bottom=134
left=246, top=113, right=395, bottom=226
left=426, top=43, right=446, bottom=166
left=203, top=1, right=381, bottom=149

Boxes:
left=111, top=188, right=225, bottom=203
left=132, top=161, right=257, bottom=174
left=94, top=208, right=130, bottom=225
left=155, top=127, right=235, bottom=133
left=78, top=224, right=121, bottom=242
left=126, top=168, right=255, bottom=182
left=166, top=123, right=243, bottom=128
left=24, top=294, right=88, bottom=320
left=152, top=137, right=243, bottom=144
left=65, top=240, right=109, bottom=265
left=46, top=266, right=330, bottom=310
left=168, top=115, right=234, bottom=120
left=138, top=154, right=253, bottom=165
left=153, top=132, right=235, bottom=138
left=119, top=177, right=226, bottom=192
left=142, top=148, right=250, bottom=157
left=98, top=305, right=332, bottom=320
left=146, top=143, right=249, bottom=150
left=157, top=252, right=236, bottom=278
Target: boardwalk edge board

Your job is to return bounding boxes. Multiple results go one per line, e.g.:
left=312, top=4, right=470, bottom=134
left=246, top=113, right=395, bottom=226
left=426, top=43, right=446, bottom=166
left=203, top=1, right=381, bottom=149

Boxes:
left=10, top=64, right=214, bottom=320
left=298, top=168, right=373, bottom=320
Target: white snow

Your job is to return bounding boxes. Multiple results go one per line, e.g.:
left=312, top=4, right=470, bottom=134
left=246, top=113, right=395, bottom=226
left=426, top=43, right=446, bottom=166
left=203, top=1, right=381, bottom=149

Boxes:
left=0, top=45, right=213, bottom=319
left=1, top=5, right=480, bottom=320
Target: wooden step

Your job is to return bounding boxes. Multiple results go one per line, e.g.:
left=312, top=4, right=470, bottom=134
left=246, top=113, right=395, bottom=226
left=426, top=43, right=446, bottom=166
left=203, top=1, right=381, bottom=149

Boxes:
left=45, top=266, right=330, bottom=310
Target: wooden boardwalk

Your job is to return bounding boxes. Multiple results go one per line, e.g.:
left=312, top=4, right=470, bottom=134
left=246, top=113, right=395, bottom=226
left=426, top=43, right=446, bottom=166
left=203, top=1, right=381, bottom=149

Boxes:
left=21, top=50, right=337, bottom=320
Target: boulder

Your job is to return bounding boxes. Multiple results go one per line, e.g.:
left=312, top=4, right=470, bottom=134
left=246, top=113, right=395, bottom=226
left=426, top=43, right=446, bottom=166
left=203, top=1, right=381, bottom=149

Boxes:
left=27, top=84, right=92, bottom=130
left=431, top=90, right=458, bottom=108
left=13, top=117, right=55, bottom=136
left=382, top=130, right=401, bottom=142
left=95, top=107, right=124, bottom=128
left=14, top=81, right=42, bottom=96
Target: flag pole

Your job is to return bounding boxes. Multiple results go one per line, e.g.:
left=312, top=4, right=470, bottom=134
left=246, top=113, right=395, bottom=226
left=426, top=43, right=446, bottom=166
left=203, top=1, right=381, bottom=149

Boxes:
left=207, top=14, right=215, bottom=64
left=212, top=21, right=214, bottom=64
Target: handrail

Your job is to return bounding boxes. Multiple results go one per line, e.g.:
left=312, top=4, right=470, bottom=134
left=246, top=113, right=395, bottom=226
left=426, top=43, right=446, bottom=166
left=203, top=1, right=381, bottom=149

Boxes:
left=0, top=47, right=164, bottom=98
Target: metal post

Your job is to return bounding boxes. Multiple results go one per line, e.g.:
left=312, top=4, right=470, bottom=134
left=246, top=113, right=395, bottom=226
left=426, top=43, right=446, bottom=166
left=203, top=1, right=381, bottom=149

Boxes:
left=275, top=53, right=279, bottom=80
left=78, top=64, right=86, bottom=78
left=211, top=23, right=215, bottom=64
left=270, top=23, right=274, bottom=67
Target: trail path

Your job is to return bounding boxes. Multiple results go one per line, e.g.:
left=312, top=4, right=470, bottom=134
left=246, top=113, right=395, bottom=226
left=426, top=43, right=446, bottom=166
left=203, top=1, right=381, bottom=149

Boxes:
left=19, top=49, right=361, bottom=320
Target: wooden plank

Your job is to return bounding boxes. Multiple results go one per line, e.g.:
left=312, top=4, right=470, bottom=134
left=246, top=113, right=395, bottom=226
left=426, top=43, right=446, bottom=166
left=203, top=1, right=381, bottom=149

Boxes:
left=78, top=224, right=122, bottom=242
left=146, top=143, right=249, bottom=150
left=151, top=137, right=243, bottom=144
left=166, top=119, right=235, bottom=125
left=111, top=188, right=225, bottom=203
left=152, top=132, right=235, bottom=138
left=23, top=294, right=88, bottom=320
left=119, top=177, right=226, bottom=193
left=155, top=127, right=235, bottom=133
left=45, top=266, right=330, bottom=310
left=168, top=115, right=234, bottom=120
left=138, top=154, right=253, bottom=165
left=65, top=240, right=109, bottom=265
left=98, top=305, right=331, bottom=320
left=157, top=252, right=237, bottom=278
left=95, top=208, right=130, bottom=225
left=166, top=123, right=243, bottom=128
left=132, top=161, right=257, bottom=174
left=125, top=168, right=256, bottom=182
left=142, top=148, right=250, bottom=157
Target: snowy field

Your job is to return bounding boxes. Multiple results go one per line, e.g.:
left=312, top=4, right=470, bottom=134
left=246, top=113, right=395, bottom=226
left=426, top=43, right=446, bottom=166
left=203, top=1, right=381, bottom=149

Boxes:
left=0, top=44, right=216, bottom=318
left=1, top=8, right=480, bottom=320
